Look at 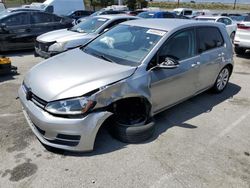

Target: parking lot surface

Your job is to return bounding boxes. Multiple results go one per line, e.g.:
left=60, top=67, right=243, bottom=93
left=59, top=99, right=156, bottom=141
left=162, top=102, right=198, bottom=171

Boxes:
left=0, top=51, right=250, bottom=188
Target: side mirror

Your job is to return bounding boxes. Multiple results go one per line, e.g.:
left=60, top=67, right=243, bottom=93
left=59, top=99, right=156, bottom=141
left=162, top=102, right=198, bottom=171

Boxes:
left=103, top=28, right=109, bottom=33
left=158, top=57, right=180, bottom=69
left=0, top=23, right=8, bottom=32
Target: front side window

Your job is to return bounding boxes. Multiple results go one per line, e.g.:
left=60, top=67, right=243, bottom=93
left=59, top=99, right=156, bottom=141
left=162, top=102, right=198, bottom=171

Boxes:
left=31, top=13, right=54, bottom=24
left=3, top=13, right=29, bottom=26
left=70, top=17, right=108, bottom=33
left=158, top=29, right=196, bottom=62
left=197, top=27, right=224, bottom=53
left=83, top=25, right=165, bottom=66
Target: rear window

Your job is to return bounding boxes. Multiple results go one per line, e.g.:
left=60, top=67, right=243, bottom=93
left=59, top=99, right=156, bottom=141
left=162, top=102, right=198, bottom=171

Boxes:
left=138, top=12, right=155, bottom=18
left=244, top=16, right=250, bottom=21
left=197, top=27, right=224, bottom=53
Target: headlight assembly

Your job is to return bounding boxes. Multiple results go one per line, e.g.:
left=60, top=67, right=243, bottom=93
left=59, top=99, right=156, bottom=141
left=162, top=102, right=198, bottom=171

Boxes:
left=45, top=97, right=95, bottom=115
left=48, top=42, right=67, bottom=52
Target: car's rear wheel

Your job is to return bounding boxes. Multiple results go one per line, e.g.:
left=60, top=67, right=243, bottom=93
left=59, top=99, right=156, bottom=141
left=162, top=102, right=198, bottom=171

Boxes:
left=212, top=66, right=230, bottom=93
left=234, top=46, right=245, bottom=55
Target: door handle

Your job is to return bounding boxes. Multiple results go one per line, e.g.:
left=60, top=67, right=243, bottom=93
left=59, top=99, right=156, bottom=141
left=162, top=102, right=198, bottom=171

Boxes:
left=26, top=28, right=31, bottom=32
left=191, top=62, right=200, bottom=68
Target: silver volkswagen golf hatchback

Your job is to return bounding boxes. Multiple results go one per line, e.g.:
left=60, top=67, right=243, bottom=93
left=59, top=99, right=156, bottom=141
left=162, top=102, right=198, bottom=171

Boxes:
left=19, top=19, right=234, bottom=152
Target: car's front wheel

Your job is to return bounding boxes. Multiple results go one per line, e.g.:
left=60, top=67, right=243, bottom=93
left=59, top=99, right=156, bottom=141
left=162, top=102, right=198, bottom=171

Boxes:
left=212, top=66, right=230, bottom=93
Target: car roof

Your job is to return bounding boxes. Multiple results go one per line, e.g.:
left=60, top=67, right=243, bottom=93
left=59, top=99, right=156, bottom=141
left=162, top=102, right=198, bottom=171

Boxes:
left=196, top=16, right=230, bottom=19
left=121, top=18, right=222, bottom=31
left=94, top=14, right=137, bottom=20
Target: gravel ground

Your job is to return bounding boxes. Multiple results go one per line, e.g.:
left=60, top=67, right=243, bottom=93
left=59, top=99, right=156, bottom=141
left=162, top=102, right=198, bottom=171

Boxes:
left=0, top=50, right=249, bottom=188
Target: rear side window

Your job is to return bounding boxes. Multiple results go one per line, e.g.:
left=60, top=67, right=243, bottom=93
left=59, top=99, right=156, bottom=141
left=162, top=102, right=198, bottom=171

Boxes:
left=31, top=13, right=54, bottom=24
left=163, top=13, right=175, bottom=18
left=197, top=27, right=224, bottom=53
left=3, top=13, right=29, bottom=26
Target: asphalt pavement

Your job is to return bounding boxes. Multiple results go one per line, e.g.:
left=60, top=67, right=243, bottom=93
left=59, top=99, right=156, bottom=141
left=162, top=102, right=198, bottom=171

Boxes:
left=0, top=50, right=249, bottom=188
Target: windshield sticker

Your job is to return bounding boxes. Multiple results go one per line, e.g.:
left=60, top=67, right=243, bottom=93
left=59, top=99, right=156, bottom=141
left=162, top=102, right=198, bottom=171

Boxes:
left=146, top=29, right=166, bottom=36
left=98, top=18, right=108, bottom=22
left=100, top=37, right=114, bottom=48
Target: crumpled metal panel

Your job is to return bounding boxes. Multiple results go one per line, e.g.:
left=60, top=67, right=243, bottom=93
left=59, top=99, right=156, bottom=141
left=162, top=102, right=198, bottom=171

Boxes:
left=91, top=70, right=153, bottom=115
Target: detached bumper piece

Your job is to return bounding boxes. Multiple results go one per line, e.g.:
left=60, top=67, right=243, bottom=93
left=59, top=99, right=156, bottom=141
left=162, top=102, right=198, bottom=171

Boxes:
left=0, top=57, right=17, bottom=76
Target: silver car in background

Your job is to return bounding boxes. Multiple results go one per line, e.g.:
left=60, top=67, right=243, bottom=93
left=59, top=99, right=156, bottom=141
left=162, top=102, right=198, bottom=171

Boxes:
left=19, top=19, right=233, bottom=152
left=195, top=16, right=237, bottom=41
left=35, top=14, right=138, bottom=58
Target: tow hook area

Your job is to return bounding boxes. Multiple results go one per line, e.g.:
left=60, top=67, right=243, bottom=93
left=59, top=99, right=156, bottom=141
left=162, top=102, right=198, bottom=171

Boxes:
left=0, top=56, right=17, bottom=76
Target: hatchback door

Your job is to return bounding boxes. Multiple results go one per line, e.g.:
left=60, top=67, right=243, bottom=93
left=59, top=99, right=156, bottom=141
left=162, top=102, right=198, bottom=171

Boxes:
left=150, top=28, right=200, bottom=113
left=195, top=26, right=225, bottom=92
left=0, top=12, right=33, bottom=50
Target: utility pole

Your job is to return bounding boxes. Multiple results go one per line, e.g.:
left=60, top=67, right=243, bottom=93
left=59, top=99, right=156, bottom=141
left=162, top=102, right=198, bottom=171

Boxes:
left=233, top=0, right=237, bottom=9
left=177, top=0, right=180, bottom=8
left=118, top=0, right=123, bottom=5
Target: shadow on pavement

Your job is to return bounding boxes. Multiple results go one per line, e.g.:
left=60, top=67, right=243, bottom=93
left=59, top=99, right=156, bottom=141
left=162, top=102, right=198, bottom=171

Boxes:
left=0, top=49, right=34, bottom=58
left=45, top=83, right=241, bottom=157
left=236, top=50, right=250, bottom=59
left=0, top=72, right=19, bottom=83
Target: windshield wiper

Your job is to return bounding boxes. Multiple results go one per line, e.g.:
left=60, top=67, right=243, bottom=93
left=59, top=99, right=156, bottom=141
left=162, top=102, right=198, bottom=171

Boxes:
left=98, top=54, right=114, bottom=63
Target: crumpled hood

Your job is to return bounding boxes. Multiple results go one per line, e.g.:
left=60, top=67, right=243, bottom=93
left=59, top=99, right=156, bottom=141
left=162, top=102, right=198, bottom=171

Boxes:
left=37, top=29, right=93, bottom=43
left=24, top=49, right=136, bottom=102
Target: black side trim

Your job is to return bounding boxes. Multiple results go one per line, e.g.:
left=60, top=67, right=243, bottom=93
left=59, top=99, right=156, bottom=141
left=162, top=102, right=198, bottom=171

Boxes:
left=57, top=134, right=81, bottom=141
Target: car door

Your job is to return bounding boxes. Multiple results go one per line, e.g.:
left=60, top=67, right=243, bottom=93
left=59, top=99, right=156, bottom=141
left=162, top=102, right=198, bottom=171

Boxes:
left=0, top=12, right=32, bottom=50
left=195, top=26, right=224, bottom=92
left=30, top=12, right=60, bottom=39
left=150, top=28, right=200, bottom=113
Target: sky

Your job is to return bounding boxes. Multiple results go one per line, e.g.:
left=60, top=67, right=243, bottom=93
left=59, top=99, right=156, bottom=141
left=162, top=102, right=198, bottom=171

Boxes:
left=154, top=0, right=250, bottom=4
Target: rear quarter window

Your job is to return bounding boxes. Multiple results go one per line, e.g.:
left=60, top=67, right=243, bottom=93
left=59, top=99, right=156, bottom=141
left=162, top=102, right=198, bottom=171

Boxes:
left=197, top=27, right=224, bottom=53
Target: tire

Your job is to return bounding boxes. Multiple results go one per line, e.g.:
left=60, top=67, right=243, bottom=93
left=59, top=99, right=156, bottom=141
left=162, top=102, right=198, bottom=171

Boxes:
left=234, top=46, right=245, bottom=55
left=109, top=118, right=155, bottom=143
left=212, top=66, right=230, bottom=93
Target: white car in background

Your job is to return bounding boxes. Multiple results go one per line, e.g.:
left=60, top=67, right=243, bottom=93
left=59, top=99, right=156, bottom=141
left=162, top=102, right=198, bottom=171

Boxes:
left=196, top=16, right=237, bottom=41
left=35, top=14, right=138, bottom=58
left=234, top=15, right=250, bottom=55
left=0, top=2, right=6, bottom=13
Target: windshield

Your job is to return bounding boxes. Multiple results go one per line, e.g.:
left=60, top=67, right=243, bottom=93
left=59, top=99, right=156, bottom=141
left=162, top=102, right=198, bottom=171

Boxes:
left=70, top=17, right=108, bottom=33
left=0, top=11, right=9, bottom=19
left=90, top=11, right=102, bottom=17
left=138, top=12, right=155, bottom=18
left=82, top=25, right=165, bottom=67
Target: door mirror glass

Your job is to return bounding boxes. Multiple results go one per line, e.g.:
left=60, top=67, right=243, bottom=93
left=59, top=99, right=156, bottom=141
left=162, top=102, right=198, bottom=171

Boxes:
left=158, top=57, right=180, bottom=69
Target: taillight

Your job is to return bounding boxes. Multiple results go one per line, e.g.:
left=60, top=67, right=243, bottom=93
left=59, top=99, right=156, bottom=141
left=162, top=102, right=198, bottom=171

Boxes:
left=237, top=23, right=250, bottom=30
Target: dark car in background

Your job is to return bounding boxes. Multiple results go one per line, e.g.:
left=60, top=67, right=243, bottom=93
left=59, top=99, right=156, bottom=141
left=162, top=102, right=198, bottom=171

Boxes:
left=0, top=11, right=73, bottom=52
left=66, top=10, right=94, bottom=20
left=137, top=11, right=189, bottom=19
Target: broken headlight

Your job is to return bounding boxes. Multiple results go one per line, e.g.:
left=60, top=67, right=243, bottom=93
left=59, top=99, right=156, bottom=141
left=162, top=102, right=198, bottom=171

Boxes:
left=45, top=97, right=95, bottom=115
left=48, top=42, right=67, bottom=52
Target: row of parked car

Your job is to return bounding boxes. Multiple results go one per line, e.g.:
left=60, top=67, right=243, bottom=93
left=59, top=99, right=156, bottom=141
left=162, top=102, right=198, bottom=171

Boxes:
left=1, top=8, right=250, bottom=57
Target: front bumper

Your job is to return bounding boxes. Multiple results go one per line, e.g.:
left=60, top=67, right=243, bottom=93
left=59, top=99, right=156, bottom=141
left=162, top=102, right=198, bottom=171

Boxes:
left=18, top=86, right=112, bottom=152
left=34, top=47, right=59, bottom=59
